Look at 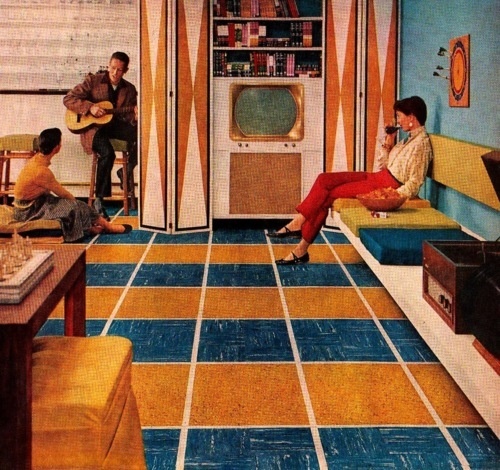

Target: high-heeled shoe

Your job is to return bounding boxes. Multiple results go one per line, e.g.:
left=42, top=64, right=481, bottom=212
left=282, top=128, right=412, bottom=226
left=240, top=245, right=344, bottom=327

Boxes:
left=276, top=252, right=309, bottom=265
left=267, top=226, right=302, bottom=238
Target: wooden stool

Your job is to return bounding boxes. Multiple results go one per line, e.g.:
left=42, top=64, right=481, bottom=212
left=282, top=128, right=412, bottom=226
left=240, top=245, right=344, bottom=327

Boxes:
left=0, top=134, right=38, bottom=204
left=88, top=139, right=136, bottom=216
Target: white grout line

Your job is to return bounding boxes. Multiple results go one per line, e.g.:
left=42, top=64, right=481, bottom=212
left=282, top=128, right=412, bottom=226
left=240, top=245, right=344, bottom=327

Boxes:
left=265, top=230, right=329, bottom=470
left=321, top=231, right=471, bottom=470
left=100, top=231, right=158, bottom=336
left=175, top=231, right=213, bottom=470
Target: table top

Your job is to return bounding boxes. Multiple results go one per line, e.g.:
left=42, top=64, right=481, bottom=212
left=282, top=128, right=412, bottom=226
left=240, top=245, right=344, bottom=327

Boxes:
left=0, top=245, right=85, bottom=325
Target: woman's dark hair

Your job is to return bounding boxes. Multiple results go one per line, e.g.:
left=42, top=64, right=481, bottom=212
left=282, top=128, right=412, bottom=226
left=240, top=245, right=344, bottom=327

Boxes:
left=394, top=96, right=427, bottom=125
left=111, top=51, right=130, bottom=69
left=38, top=128, right=62, bottom=155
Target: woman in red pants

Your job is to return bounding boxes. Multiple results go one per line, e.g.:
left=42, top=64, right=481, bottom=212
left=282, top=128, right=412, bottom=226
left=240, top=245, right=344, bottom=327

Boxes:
left=268, top=96, right=433, bottom=264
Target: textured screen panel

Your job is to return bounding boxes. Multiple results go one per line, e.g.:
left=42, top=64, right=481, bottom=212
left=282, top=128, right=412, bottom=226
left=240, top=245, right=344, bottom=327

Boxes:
left=229, top=153, right=301, bottom=214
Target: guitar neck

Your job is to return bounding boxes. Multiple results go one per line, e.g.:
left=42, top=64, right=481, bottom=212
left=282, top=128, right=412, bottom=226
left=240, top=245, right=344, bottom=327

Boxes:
left=106, top=106, right=135, bottom=115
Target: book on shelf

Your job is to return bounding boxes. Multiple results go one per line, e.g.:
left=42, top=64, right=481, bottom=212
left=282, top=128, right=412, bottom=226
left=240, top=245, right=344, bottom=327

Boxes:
left=302, top=21, right=313, bottom=47
left=214, top=20, right=315, bottom=49
left=215, top=0, right=301, bottom=18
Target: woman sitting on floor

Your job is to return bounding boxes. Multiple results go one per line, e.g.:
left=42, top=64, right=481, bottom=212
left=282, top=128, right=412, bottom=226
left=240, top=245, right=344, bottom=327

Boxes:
left=268, top=95, right=433, bottom=264
left=13, top=127, right=131, bottom=242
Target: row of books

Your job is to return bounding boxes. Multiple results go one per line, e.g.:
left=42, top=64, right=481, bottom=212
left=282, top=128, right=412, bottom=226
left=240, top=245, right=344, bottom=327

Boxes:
left=214, top=21, right=315, bottom=48
left=214, top=0, right=301, bottom=18
left=213, top=51, right=321, bottom=77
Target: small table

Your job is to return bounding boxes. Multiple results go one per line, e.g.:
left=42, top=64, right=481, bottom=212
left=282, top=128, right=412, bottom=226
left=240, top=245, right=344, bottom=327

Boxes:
left=0, top=246, right=86, bottom=470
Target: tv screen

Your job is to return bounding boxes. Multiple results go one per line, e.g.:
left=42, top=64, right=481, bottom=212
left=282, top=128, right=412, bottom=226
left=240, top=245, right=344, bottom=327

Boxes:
left=230, top=84, right=304, bottom=141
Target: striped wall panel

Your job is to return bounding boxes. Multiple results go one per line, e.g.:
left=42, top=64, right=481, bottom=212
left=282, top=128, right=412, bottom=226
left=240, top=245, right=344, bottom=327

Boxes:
left=174, top=0, right=210, bottom=231
left=140, top=0, right=209, bottom=233
left=325, top=0, right=397, bottom=173
left=140, top=0, right=168, bottom=231
left=325, top=0, right=357, bottom=173
left=365, top=0, right=398, bottom=171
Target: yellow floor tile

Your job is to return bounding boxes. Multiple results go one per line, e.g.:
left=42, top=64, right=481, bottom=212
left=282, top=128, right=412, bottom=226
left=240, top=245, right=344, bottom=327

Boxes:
left=86, top=244, right=147, bottom=263
left=132, top=364, right=190, bottom=426
left=408, top=364, right=485, bottom=425
left=210, top=245, right=272, bottom=263
left=332, top=244, right=365, bottom=263
left=304, top=363, right=435, bottom=425
left=144, top=245, right=208, bottom=263
left=113, top=216, right=139, bottom=228
left=284, top=287, right=371, bottom=318
left=190, top=364, right=309, bottom=426
left=116, top=287, right=201, bottom=318
left=204, top=287, right=283, bottom=318
left=360, top=287, right=406, bottom=319
left=49, top=287, right=123, bottom=319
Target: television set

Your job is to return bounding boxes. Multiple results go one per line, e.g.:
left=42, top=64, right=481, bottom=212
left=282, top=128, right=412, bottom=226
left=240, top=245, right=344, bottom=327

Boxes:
left=229, top=83, right=304, bottom=141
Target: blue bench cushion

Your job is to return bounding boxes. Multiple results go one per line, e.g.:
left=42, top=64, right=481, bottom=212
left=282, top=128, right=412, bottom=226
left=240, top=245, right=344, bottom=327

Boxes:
left=359, top=228, right=477, bottom=265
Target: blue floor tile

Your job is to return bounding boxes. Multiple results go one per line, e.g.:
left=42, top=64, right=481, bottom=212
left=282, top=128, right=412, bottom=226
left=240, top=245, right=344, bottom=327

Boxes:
left=154, top=231, right=210, bottom=244
left=107, top=319, right=196, bottom=362
left=292, top=319, right=396, bottom=362
left=212, top=229, right=268, bottom=244
left=320, top=427, right=462, bottom=469
left=36, top=319, right=106, bottom=337
left=185, top=428, right=320, bottom=469
left=448, top=427, right=500, bottom=470
left=344, top=263, right=383, bottom=287
left=278, top=264, right=351, bottom=287
left=381, top=319, right=439, bottom=362
left=198, top=320, right=294, bottom=362
left=132, top=263, right=205, bottom=287
left=143, top=429, right=180, bottom=470
left=95, top=228, right=154, bottom=244
left=86, top=263, right=136, bottom=286
left=207, top=264, right=277, bottom=287
left=322, top=230, right=351, bottom=244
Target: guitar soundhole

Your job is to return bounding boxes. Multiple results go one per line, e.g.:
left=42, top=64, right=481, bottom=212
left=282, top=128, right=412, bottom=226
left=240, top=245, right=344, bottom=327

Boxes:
left=77, top=115, right=82, bottom=123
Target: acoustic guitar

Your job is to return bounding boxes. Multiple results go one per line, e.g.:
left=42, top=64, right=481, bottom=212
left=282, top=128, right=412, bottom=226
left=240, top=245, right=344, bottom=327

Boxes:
left=65, top=101, right=135, bottom=133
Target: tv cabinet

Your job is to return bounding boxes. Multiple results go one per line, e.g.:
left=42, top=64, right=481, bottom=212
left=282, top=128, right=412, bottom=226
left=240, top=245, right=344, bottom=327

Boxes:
left=210, top=0, right=325, bottom=219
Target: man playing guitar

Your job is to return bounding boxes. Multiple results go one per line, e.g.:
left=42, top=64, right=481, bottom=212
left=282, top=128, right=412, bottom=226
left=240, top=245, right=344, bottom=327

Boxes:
left=63, top=51, right=138, bottom=220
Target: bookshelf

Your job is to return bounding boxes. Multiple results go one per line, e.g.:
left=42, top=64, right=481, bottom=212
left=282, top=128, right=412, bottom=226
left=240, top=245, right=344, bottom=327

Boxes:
left=212, top=0, right=323, bottom=78
left=211, top=0, right=325, bottom=219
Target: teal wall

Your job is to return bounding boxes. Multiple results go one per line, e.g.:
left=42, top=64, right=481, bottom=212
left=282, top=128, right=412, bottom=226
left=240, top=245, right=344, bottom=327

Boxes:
left=399, top=0, right=500, bottom=240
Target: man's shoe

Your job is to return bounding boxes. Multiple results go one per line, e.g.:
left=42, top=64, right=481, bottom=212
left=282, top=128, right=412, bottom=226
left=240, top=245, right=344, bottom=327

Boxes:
left=117, top=168, right=134, bottom=193
left=267, top=226, right=302, bottom=238
left=117, top=168, right=124, bottom=190
left=276, top=252, right=309, bottom=265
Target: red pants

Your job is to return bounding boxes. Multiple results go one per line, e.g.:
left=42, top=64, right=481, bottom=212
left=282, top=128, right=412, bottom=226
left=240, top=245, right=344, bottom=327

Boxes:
left=296, top=168, right=400, bottom=242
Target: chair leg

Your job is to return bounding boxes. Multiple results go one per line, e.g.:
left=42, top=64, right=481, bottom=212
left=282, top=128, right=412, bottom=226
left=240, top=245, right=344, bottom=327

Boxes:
left=122, top=152, right=129, bottom=216
left=88, top=153, right=98, bottom=207
left=130, top=172, right=136, bottom=211
left=0, top=154, right=6, bottom=205
left=4, top=156, right=11, bottom=204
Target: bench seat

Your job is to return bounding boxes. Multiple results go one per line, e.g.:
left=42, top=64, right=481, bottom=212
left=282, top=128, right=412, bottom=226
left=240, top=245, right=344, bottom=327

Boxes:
left=0, top=204, right=63, bottom=242
left=340, top=207, right=460, bottom=237
left=358, top=228, right=477, bottom=265
left=333, top=197, right=431, bottom=213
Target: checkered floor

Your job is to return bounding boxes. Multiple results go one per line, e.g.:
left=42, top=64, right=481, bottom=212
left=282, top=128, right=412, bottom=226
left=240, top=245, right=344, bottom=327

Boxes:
left=40, top=206, right=500, bottom=469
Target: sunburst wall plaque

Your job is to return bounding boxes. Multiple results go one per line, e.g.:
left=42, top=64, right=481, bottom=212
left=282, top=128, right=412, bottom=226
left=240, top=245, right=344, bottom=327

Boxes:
left=449, top=34, right=470, bottom=107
